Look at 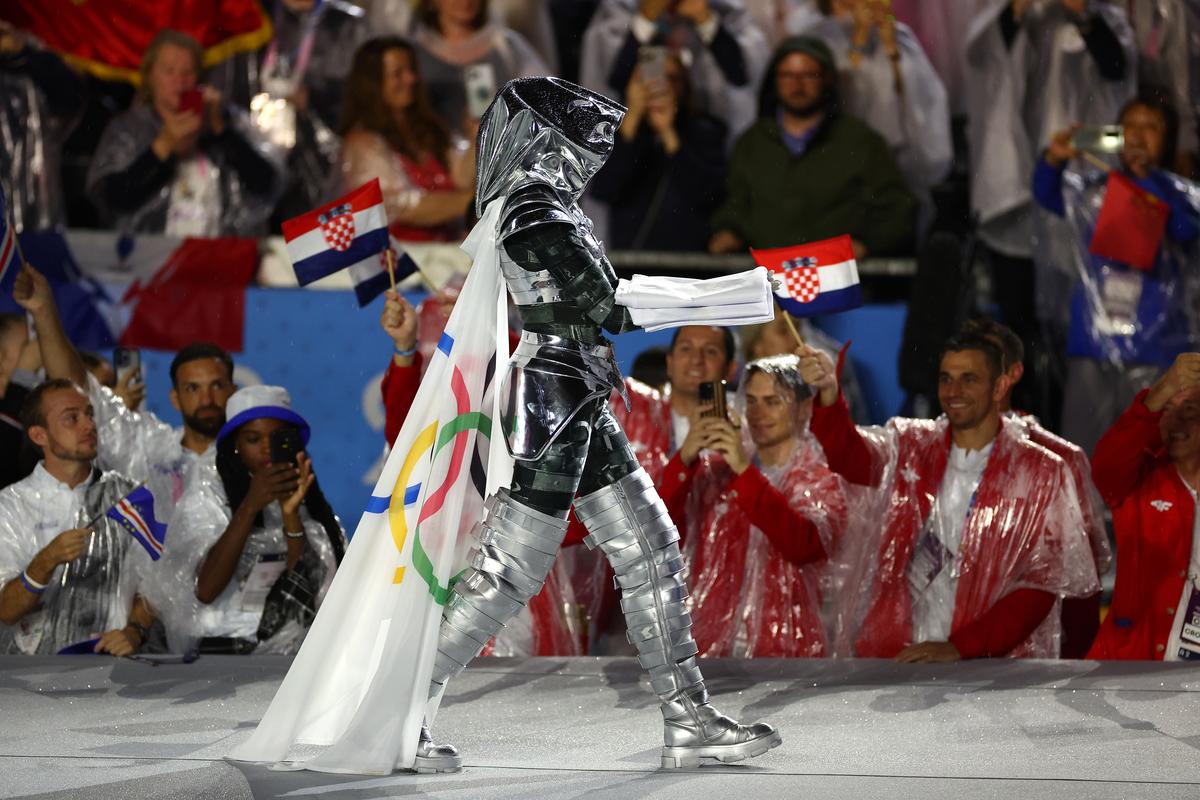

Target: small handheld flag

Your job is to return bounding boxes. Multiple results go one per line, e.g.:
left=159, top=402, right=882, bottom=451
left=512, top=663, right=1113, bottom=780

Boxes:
left=282, top=179, right=390, bottom=288
left=105, top=486, right=167, bottom=561
left=1088, top=171, right=1169, bottom=271
left=0, top=185, right=23, bottom=296
left=752, top=234, right=863, bottom=317
left=350, top=234, right=419, bottom=307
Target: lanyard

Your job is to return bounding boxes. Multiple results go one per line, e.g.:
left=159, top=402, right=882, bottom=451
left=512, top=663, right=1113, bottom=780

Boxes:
left=261, top=0, right=326, bottom=88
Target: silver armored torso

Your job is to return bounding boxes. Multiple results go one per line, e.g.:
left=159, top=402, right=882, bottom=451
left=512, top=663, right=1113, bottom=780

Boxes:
left=497, top=195, right=610, bottom=307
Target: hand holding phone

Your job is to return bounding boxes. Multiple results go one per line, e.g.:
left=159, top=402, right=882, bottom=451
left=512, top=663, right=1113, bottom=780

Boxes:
left=464, top=63, right=498, bottom=120
left=113, top=347, right=142, bottom=388
left=1071, top=125, right=1124, bottom=155
left=698, top=380, right=727, bottom=420
left=269, top=427, right=304, bottom=466
left=179, top=88, right=204, bottom=117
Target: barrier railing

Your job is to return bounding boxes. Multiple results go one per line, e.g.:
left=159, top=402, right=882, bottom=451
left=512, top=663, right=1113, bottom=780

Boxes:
left=257, top=238, right=917, bottom=290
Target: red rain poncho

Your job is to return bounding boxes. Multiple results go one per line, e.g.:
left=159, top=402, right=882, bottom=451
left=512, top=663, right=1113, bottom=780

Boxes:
left=659, top=432, right=846, bottom=658
left=813, top=396, right=1100, bottom=658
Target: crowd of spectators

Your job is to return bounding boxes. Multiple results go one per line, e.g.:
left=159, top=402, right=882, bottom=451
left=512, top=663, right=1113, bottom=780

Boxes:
left=2, top=1, right=1200, bottom=664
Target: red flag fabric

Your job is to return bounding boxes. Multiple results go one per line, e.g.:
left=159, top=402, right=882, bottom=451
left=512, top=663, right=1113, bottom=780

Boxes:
left=1088, top=171, right=1170, bottom=272
left=2, top=0, right=271, bottom=83
left=120, top=237, right=258, bottom=352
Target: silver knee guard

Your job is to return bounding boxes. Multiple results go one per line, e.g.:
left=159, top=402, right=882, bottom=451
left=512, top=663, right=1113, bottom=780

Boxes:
left=574, top=468, right=705, bottom=703
left=430, top=489, right=570, bottom=690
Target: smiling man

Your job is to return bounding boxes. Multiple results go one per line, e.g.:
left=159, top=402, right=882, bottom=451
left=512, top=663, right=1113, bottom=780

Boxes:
left=801, top=332, right=1100, bottom=661
left=0, top=379, right=157, bottom=655
left=1089, top=353, right=1200, bottom=661
left=13, top=263, right=235, bottom=519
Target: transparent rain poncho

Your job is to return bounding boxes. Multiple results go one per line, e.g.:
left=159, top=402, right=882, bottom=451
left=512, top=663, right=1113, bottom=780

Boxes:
left=674, top=358, right=847, bottom=658
left=0, top=467, right=152, bottom=654
left=152, top=468, right=339, bottom=654
left=86, top=103, right=284, bottom=236
left=579, top=0, right=770, bottom=137
left=1006, top=412, right=1112, bottom=578
left=821, top=413, right=1102, bottom=659
left=86, top=374, right=213, bottom=525
left=1036, top=165, right=1200, bottom=370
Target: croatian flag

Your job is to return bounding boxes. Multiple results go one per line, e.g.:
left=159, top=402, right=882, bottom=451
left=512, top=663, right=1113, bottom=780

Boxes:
left=751, top=234, right=862, bottom=317
left=349, top=234, right=419, bottom=307
left=105, top=486, right=167, bottom=561
left=0, top=188, right=21, bottom=296
left=282, top=179, right=390, bottom=288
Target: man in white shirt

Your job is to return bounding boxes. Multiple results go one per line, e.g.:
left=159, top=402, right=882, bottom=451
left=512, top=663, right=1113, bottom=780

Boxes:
left=0, top=379, right=156, bottom=655
left=13, top=264, right=235, bottom=518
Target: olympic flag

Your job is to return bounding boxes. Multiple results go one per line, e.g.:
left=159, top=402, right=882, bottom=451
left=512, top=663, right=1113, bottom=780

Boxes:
left=229, top=202, right=511, bottom=774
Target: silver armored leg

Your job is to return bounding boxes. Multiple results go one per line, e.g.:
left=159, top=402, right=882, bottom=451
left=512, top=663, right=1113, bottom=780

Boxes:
left=418, top=488, right=571, bottom=772
left=575, top=468, right=782, bottom=769
left=430, top=488, right=571, bottom=691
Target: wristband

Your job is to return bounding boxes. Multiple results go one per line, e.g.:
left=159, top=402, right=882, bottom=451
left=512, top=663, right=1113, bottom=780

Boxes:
left=20, top=570, right=47, bottom=595
left=284, top=528, right=306, bottom=539
left=125, top=621, right=150, bottom=645
left=394, top=345, right=417, bottom=358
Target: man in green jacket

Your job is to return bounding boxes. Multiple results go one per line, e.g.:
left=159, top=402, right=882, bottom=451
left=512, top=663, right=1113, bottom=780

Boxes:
left=709, top=36, right=916, bottom=259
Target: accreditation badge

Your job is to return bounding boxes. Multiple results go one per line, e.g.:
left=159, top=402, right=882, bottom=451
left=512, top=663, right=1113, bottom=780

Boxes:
left=1176, top=583, right=1200, bottom=660
left=237, top=552, right=288, bottom=613
left=1095, top=266, right=1144, bottom=337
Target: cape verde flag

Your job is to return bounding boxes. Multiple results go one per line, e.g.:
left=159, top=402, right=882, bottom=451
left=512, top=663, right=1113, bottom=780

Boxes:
left=0, top=187, right=21, bottom=296
left=282, top=179, right=390, bottom=288
left=752, top=234, right=862, bottom=317
left=105, top=486, right=167, bottom=561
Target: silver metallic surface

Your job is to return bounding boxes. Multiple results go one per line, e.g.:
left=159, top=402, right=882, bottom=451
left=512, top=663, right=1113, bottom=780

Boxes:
left=414, top=723, right=462, bottom=774
left=475, top=78, right=626, bottom=216
left=500, top=331, right=626, bottom=461
left=429, top=490, right=570, bottom=690
left=575, top=468, right=781, bottom=767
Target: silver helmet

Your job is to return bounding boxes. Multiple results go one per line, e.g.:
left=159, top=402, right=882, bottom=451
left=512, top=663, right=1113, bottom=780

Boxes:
left=475, top=77, right=626, bottom=215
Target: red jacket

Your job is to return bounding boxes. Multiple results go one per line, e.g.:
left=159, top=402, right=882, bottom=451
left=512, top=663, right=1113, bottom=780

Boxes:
left=811, top=396, right=1100, bottom=658
left=1088, top=390, right=1194, bottom=661
left=658, top=438, right=845, bottom=658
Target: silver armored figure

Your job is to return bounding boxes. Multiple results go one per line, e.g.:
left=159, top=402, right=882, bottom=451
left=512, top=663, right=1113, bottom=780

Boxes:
left=419, top=77, right=782, bottom=773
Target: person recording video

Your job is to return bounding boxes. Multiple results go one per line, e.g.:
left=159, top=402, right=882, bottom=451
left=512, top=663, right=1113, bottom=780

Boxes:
left=162, top=386, right=344, bottom=654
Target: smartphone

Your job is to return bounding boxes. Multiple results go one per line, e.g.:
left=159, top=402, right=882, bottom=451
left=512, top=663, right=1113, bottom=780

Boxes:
left=698, top=380, right=727, bottom=420
left=1072, top=125, right=1124, bottom=155
left=179, top=88, right=204, bottom=116
left=269, top=427, right=304, bottom=465
left=464, top=63, right=497, bottom=120
left=638, top=46, right=669, bottom=85
left=113, top=347, right=142, bottom=387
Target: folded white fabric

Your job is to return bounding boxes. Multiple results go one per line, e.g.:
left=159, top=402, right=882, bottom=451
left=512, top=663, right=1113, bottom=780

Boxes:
left=614, top=267, right=776, bottom=332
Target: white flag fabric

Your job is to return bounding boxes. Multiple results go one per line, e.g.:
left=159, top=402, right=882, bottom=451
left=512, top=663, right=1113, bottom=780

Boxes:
left=615, top=267, right=776, bottom=332
left=227, top=200, right=510, bottom=775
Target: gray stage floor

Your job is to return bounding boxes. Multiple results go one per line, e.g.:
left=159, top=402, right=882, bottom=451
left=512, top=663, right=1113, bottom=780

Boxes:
left=1, top=655, right=1198, bottom=799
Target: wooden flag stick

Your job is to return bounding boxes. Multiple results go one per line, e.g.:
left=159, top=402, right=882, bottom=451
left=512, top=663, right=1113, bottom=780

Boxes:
left=1080, top=151, right=1111, bottom=172
left=386, top=244, right=442, bottom=293
left=779, top=302, right=806, bottom=349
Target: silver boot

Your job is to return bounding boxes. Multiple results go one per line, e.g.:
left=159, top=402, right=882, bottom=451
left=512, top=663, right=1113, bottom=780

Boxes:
left=423, top=489, right=571, bottom=768
left=414, top=723, right=462, bottom=774
left=575, top=468, right=782, bottom=769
